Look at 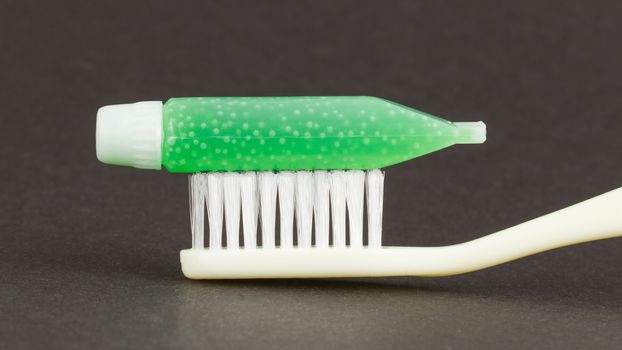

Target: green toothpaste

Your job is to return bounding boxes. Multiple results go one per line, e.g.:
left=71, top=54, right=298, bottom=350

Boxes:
left=96, top=96, right=486, bottom=172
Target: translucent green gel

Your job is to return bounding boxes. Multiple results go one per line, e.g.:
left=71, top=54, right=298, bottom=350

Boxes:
left=162, top=96, right=483, bottom=172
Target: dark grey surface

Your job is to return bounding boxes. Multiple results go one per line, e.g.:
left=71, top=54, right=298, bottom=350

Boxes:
left=2, top=0, right=622, bottom=349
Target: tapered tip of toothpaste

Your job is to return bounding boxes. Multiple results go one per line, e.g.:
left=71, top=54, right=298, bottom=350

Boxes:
left=96, top=101, right=163, bottom=170
left=453, top=121, right=486, bottom=144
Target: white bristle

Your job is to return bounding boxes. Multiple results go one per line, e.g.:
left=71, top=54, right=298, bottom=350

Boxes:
left=277, top=172, right=295, bottom=248
left=313, top=171, right=330, bottom=248
left=189, top=174, right=207, bottom=249
left=223, top=173, right=241, bottom=249
left=206, top=173, right=224, bottom=249
left=258, top=172, right=277, bottom=249
left=189, top=170, right=385, bottom=250
left=295, top=171, right=314, bottom=248
left=346, top=170, right=365, bottom=247
left=329, top=171, right=347, bottom=248
left=240, top=172, right=258, bottom=248
left=366, top=169, right=384, bottom=247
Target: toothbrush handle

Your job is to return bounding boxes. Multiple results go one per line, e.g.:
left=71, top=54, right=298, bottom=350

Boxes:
left=442, top=186, right=622, bottom=275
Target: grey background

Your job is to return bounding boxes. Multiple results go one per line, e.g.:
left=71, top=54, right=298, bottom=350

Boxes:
left=2, top=0, right=621, bottom=349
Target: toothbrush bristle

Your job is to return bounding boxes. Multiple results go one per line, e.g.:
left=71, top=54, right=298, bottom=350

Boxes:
left=240, top=172, right=258, bottom=248
left=366, top=169, right=384, bottom=247
left=223, top=173, right=241, bottom=249
left=313, top=171, right=330, bottom=248
left=206, top=173, right=224, bottom=249
left=277, top=172, right=295, bottom=248
left=189, top=170, right=385, bottom=249
left=345, top=171, right=365, bottom=247
left=295, top=172, right=314, bottom=248
left=258, top=172, right=278, bottom=249
left=189, top=174, right=207, bottom=249
left=329, top=171, right=347, bottom=248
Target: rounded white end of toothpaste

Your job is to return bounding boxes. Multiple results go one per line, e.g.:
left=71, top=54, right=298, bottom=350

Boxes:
left=453, top=121, right=487, bottom=144
left=96, top=101, right=163, bottom=170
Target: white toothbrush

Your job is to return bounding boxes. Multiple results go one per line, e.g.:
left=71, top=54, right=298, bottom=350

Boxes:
left=181, top=170, right=622, bottom=279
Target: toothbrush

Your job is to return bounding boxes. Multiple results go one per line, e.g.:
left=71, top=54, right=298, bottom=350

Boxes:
left=96, top=96, right=622, bottom=279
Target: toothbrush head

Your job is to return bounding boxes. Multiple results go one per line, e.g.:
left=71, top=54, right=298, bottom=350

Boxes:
left=183, top=170, right=384, bottom=278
